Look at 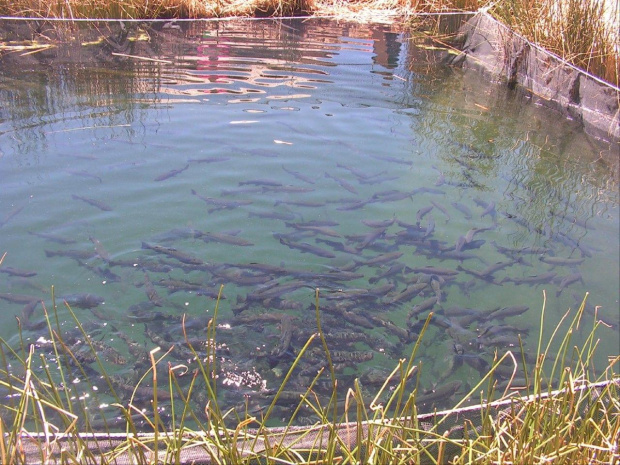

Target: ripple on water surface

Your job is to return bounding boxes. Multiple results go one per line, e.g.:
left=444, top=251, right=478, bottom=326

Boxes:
left=0, top=17, right=618, bottom=429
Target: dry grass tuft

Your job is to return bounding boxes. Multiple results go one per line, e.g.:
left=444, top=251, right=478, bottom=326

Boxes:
left=489, top=0, right=619, bottom=86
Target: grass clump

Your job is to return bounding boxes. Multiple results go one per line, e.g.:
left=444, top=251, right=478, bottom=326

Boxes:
left=0, top=0, right=313, bottom=20
left=0, top=282, right=618, bottom=464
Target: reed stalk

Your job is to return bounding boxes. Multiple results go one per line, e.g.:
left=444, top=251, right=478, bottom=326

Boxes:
left=0, top=283, right=617, bottom=464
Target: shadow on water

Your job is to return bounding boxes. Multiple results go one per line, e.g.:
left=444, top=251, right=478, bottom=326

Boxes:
left=0, top=16, right=618, bottom=430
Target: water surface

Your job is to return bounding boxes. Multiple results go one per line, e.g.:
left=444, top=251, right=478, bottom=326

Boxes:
left=0, top=17, right=618, bottom=429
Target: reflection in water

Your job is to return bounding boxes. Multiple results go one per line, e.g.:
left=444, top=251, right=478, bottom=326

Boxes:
left=0, top=17, right=618, bottom=430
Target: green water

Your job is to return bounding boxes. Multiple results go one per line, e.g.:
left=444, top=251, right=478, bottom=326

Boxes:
left=0, top=17, right=618, bottom=428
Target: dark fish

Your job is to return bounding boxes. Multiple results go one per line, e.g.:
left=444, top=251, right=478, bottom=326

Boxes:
left=0, top=204, right=26, bottom=228
left=20, top=300, right=41, bottom=328
left=315, top=238, right=360, bottom=255
left=253, top=280, right=311, bottom=300
left=262, top=185, right=315, bottom=194
left=239, top=179, right=282, bottom=187
left=368, top=263, right=410, bottom=284
left=201, top=231, right=254, bottom=246
left=71, top=195, right=112, bottom=212
left=555, top=273, right=583, bottom=296
left=349, top=227, right=387, bottom=251
left=479, top=334, right=522, bottom=348
left=430, top=275, right=443, bottom=301
left=457, top=261, right=514, bottom=280
left=0, top=293, right=41, bottom=304
left=191, top=189, right=252, bottom=211
left=28, top=231, right=77, bottom=244
left=460, top=352, right=490, bottom=376
left=248, top=211, right=297, bottom=221
left=0, top=267, right=37, bottom=277
left=384, top=282, right=427, bottom=305
left=365, top=314, right=409, bottom=342
left=408, top=296, right=438, bottom=319
left=416, top=206, right=434, bottom=223
left=460, top=239, right=486, bottom=251
left=415, top=187, right=446, bottom=196
left=336, top=163, right=386, bottom=181
left=357, top=251, right=403, bottom=267
left=61, top=293, right=105, bottom=309
left=487, top=305, right=529, bottom=320
left=154, top=164, right=189, bottom=181
left=491, top=241, right=550, bottom=256
left=150, top=227, right=205, bottom=243
left=213, top=269, right=271, bottom=286
left=464, top=226, right=495, bottom=242
left=371, top=190, right=412, bottom=203
left=45, top=249, right=97, bottom=260
left=416, top=380, right=462, bottom=405
left=77, top=260, right=121, bottom=283
left=500, top=272, right=556, bottom=286
left=445, top=306, right=485, bottom=318
left=143, top=272, right=163, bottom=306
left=90, top=340, right=127, bottom=365
left=188, top=156, right=230, bottom=163
left=141, top=242, right=203, bottom=266
left=294, top=220, right=339, bottom=227
left=286, top=223, right=340, bottom=238
left=274, top=200, right=326, bottom=208
left=451, top=202, right=472, bottom=219
left=550, top=211, right=594, bottom=230
left=369, top=154, right=413, bottom=166
left=67, top=169, right=102, bottom=183
left=411, top=266, right=458, bottom=276
left=282, top=166, right=316, bottom=185
left=480, top=201, right=497, bottom=219
left=336, top=200, right=369, bottom=211
left=323, top=287, right=370, bottom=301
left=368, top=283, right=397, bottom=297
left=430, top=201, right=450, bottom=222
left=158, top=277, right=205, bottom=293
left=89, top=236, right=111, bottom=261
left=358, top=174, right=400, bottom=185
left=221, top=186, right=264, bottom=196
left=325, top=172, right=358, bottom=195
left=554, top=232, right=594, bottom=258
left=478, top=324, right=529, bottom=339
left=278, top=238, right=335, bottom=258
left=423, top=218, right=435, bottom=238
left=432, top=166, right=446, bottom=186
left=108, top=257, right=172, bottom=273
left=270, top=314, right=296, bottom=360
left=362, top=217, right=395, bottom=228
left=331, top=350, right=373, bottom=364
left=454, top=235, right=467, bottom=252
left=540, top=256, right=584, bottom=266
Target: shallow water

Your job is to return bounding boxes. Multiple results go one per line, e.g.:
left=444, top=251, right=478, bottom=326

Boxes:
left=0, top=17, right=618, bottom=429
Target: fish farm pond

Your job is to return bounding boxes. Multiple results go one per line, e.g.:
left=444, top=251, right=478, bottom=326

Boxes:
left=0, top=17, right=618, bottom=430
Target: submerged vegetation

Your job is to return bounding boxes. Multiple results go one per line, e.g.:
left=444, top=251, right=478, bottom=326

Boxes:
left=0, top=277, right=618, bottom=464
left=0, top=0, right=618, bottom=86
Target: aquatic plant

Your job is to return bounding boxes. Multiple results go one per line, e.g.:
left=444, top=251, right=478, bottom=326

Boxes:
left=0, top=283, right=618, bottom=464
